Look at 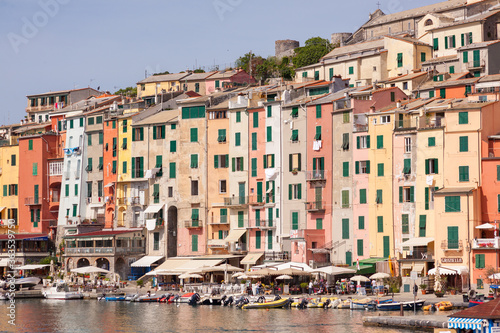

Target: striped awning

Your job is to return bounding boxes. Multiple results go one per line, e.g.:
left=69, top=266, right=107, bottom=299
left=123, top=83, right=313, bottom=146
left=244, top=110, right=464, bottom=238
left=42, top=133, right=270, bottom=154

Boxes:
left=448, top=317, right=485, bottom=330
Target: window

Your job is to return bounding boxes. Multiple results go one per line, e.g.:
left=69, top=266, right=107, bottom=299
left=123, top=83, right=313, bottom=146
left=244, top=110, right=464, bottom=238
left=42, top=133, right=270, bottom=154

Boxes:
left=181, top=106, right=205, bottom=119
left=153, top=232, right=159, bottom=251
left=251, top=133, right=257, bottom=151
left=194, top=82, right=200, bottom=93
left=170, top=140, right=176, bottom=152
left=235, top=111, right=241, bottom=122
left=343, top=162, right=349, bottom=177
left=290, top=129, right=299, bottom=142
left=214, top=154, right=229, bottom=168
left=390, top=91, right=395, bottom=102
left=191, top=180, right=198, bottom=196
left=459, top=166, right=469, bottom=182
left=357, top=239, right=364, bottom=256
left=397, top=53, right=403, bottom=67
left=342, top=219, right=349, bottom=239
left=475, top=254, right=485, bottom=269
left=122, top=119, right=127, bottom=133
left=376, top=189, right=383, bottom=204
left=380, top=115, right=390, bottom=124
left=253, top=112, right=259, bottom=128
left=292, top=212, right=299, bottom=230
left=445, top=196, right=461, bottom=212
left=235, top=132, right=241, bottom=146
left=439, top=88, right=446, bottom=99
left=314, top=71, right=319, bottom=80
left=403, top=158, right=411, bottom=174
left=429, top=90, right=435, bottom=98
left=445, top=35, right=456, bottom=49
left=315, top=126, right=321, bottom=140
left=96, top=116, right=103, bottom=124
left=357, top=135, right=370, bottom=149
left=419, top=215, right=426, bottom=237
left=316, top=218, right=323, bottom=230
left=447, top=226, right=459, bottom=249
left=316, top=105, right=322, bottom=118
left=153, top=125, right=165, bottom=140
left=28, top=139, right=33, bottom=150
left=69, top=119, right=74, bottom=129
left=348, top=66, right=354, bottom=75
left=428, top=137, right=436, bottom=147
left=404, top=137, right=411, bottom=153
left=217, top=129, right=226, bottom=143
left=342, top=111, right=350, bottom=124
left=289, top=184, right=302, bottom=200
left=449, top=66, right=455, bottom=74
left=459, top=112, right=468, bottom=124
left=402, top=214, right=409, bottom=234
left=190, top=154, right=198, bottom=168
left=433, top=38, right=439, bottom=50
left=192, top=235, right=198, bottom=252
left=112, top=137, right=117, bottom=156
left=219, top=180, right=227, bottom=194
left=190, top=128, right=198, bottom=142
left=32, top=163, right=38, bottom=176
left=251, top=158, right=257, bottom=177
left=403, top=82, right=408, bottom=90
left=132, top=127, right=144, bottom=142
left=289, top=153, right=301, bottom=172
left=169, top=162, right=176, bottom=178
left=97, top=181, right=103, bottom=197
left=263, top=154, right=275, bottom=168
left=399, top=186, right=415, bottom=203
left=122, top=161, right=127, bottom=174
left=152, top=183, right=160, bottom=203
left=377, top=163, right=384, bottom=177
left=358, top=216, right=365, bottom=229
left=267, top=105, right=272, bottom=117
left=291, top=107, right=298, bottom=118
left=342, top=133, right=349, bottom=150
left=72, top=204, right=77, bottom=217
left=266, top=126, right=272, bottom=142
left=168, top=187, right=173, bottom=197
left=87, top=182, right=92, bottom=198
left=65, top=184, right=69, bottom=197
left=131, top=157, right=144, bottom=178
left=355, top=160, right=370, bottom=174
left=421, top=52, right=426, bottom=62
left=425, top=158, right=438, bottom=174
left=341, top=190, right=349, bottom=208
left=376, top=135, right=383, bottom=149
left=98, top=157, right=103, bottom=171
left=233, top=157, right=244, bottom=171
left=359, top=189, right=367, bottom=204
left=459, top=136, right=468, bottom=152
left=377, top=216, right=383, bottom=232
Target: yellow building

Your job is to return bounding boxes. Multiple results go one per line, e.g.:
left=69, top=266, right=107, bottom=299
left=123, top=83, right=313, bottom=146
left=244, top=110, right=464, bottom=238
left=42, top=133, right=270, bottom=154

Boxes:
left=367, top=108, right=395, bottom=258
left=0, top=143, right=19, bottom=234
left=137, top=72, right=191, bottom=101
left=116, top=114, right=133, bottom=227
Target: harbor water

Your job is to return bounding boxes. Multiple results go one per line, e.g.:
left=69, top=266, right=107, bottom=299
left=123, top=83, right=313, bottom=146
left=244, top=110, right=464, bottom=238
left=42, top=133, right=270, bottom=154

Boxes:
left=0, top=298, right=435, bottom=332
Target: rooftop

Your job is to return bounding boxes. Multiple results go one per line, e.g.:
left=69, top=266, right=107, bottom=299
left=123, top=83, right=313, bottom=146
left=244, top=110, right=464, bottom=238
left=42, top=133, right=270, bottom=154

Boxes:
left=137, top=72, right=191, bottom=84
left=449, top=297, right=500, bottom=320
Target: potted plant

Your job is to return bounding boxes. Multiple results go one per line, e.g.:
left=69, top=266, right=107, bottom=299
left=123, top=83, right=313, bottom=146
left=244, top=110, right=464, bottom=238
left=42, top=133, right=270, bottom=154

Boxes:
left=291, top=168, right=298, bottom=175
left=448, top=286, right=456, bottom=295
left=136, top=280, right=144, bottom=288
left=419, top=284, right=427, bottom=295
left=300, top=282, right=308, bottom=294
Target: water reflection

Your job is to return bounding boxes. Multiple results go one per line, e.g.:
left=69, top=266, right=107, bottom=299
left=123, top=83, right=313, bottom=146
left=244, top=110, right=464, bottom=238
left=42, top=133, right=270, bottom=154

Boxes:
left=1, top=299, right=430, bottom=333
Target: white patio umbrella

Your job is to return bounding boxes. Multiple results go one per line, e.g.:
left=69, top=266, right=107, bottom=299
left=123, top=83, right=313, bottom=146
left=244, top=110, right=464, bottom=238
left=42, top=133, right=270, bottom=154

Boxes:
left=476, top=223, right=495, bottom=229
left=369, top=272, right=390, bottom=280
left=71, top=266, right=110, bottom=274
left=488, top=273, right=500, bottom=279
left=179, top=273, right=203, bottom=279
left=350, top=275, right=370, bottom=283
left=275, top=275, right=293, bottom=280
left=232, top=272, right=245, bottom=278
left=312, top=266, right=356, bottom=275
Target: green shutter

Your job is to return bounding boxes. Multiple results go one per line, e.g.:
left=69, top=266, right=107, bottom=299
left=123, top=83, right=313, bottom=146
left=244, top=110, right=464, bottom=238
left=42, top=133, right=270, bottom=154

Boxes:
left=428, top=137, right=435, bottom=147
left=139, top=157, right=144, bottom=177
left=377, top=163, right=384, bottom=177
left=2, top=185, right=6, bottom=197
left=459, top=166, right=469, bottom=182
left=235, top=132, right=241, bottom=146
left=169, top=162, right=176, bottom=178
left=448, top=226, right=459, bottom=249
left=355, top=161, right=359, bottom=174
left=357, top=239, right=364, bottom=256
left=32, top=163, right=38, bottom=176
left=358, top=216, right=365, bottom=229
left=376, top=189, right=382, bottom=204
left=348, top=66, right=354, bottom=75
left=399, top=186, right=403, bottom=203
left=170, top=140, right=177, bottom=152
left=356, top=136, right=360, bottom=149
left=342, top=219, right=349, bottom=239
left=253, top=112, right=258, bottom=128
left=28, top=139, right=33, bottom=150
left=65, top=184, right=69, bottom=196
left=377, top=216, right=383, bottom=232
left=267, top=126, right=272, bottom=142
left=153, top=126, right=157, bottom=139
left=459, top=112, right=468, bottom=124
left=410, top=186, right=414, bottom=202
left=192, top=235, right=198, bottom=252
left=190, top=128, right=198, bottom=142
left=397, top=53, right=403, bottom=67
left=292, top=212, right=298, bottom=230
left=255, top=231, right=261, bottom=249
left=383, top=236, right=390, bottom=258
left=316, top=218, right=323, bottom=230
left=366, top=135, right=370, bottom=148
left=459, top=136, right=468, bottom=152
left=99, top=132, right=103, bottom=145
left=366, top=160, right=370, bottom=174
left=74, top=184, right=78, bottom=196
left=131, top=158, right=136, bottom=178
left=463, top=51, right=468, bottom=63
left=445, top=196, right=461, bottom=212
left=232, top=157, right=235, bottom=172
left=425, top=187, right=429, bottom=210
left=267, top=230, right=273, bottom=250
left=360, top=189, right=366, bottom=204
left=421, top=52, right=426, bottom=62
left=251, top=158, right=257, bottom=177
left=402, top=214, right=409, bottom=233
left=236, top=111, right=241, bottom=123
left=88, top=134, right=92, bottom=146
left=343, top=162, right=349, bottom=177
left=419, top=215, right=427, bottom=237
left=346, top=251, right=352, bottom=266
left=122, top=161, right=127, bottom=174
left=251, top=133, right=257, bottom=150
left=445, top=36, right=448, bottom=49
left=377, top=135, right=383, bottom=149
left=433, top=38, right=438, bottom=50
left=267, top=105, right=272, bottom=117
left=316, top=104, right=322, bottom=118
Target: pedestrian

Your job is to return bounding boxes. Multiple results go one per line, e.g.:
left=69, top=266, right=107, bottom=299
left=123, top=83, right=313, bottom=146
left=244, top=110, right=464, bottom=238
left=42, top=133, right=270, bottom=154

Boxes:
left=325, top=281, right=329, bottom=295
left=371, top=279, right=377, bottom=295
left=308, top=280, right=313, bottom=295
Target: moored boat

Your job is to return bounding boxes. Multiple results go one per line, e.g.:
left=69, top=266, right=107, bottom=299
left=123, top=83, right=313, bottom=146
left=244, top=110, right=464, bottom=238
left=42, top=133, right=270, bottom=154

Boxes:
left=376, top=299, right=425, bottom=311
left=43, top=281, right=83, bottom=300
left=241, top=296, right=291, bottom=309
left=435, top=301, right=453, bottom=311
left=350, top=298, right=377, bottom=310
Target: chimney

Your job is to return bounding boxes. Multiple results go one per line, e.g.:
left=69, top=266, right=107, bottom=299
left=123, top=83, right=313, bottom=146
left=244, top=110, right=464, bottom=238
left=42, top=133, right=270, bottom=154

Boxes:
left=369, top=106, right=376, bottom=113
left=396, top=100, right=402, bottom=108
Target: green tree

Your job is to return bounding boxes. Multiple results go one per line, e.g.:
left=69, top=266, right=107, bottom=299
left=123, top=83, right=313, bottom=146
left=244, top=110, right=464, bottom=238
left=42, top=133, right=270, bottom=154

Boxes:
left=292, top=37, right=335, bottom=69
left=193, top=69, right=205, bottom=73
left=153, top=70, right=170, bottom=76
left=114, top=86, right=137, bottom=97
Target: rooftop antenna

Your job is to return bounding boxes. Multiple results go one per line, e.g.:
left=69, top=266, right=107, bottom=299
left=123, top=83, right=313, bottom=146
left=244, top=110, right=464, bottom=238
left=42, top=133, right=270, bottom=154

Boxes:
left=376, top=1, right=381, bottom=9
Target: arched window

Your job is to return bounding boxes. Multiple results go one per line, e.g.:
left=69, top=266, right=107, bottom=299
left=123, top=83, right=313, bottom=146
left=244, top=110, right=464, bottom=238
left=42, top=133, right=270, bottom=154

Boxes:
left=424, top=19, right=433, bottom=26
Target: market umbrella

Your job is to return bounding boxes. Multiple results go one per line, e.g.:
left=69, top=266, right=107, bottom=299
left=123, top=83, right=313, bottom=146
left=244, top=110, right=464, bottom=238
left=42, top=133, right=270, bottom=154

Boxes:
left=369, top=272, right=390, bottom=280
left=312, top=266, right=356, bottom=275
left=250, top=268, right=276, bottom=276
left=232, top=272, right=245, bottom=278
left=488, top=273, right=500, bottom=279
left=476, top=223, right=495, bottom=229
left=275, top=268, right=311, bottom=276
left=179, top=273, right=203, bottom=279
left=350, top=275, right=370, bottom=283
left=71, top=266, right=110, bottom=274
left=275, top=275, right=293, bottom=280
left=198, top=264, right=244, bottom=273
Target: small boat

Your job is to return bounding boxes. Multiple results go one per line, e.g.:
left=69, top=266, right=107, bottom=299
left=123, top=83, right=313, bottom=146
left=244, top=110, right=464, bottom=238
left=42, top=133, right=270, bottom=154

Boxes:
left=134, top=293, right=164, bottom=302
left=336, top=299, right=352, bottom=309
left=423, top=304, right=436, bottom=311
left=4, top=277, right=41, bottom=290
left=435, top=301, right=453, bottom=311
left=105, top=295, right=127, bottom=301
left=291, top=297, right=309, bottom=308
left=376, top=299, right=425, bottom=311
left=468, top=300, right=484, bottom=307
left=43, top=281, right=83, bottom=300
left=241, top=296, right=291, bottom=309
left=176, top=292, right=195, bottom=303
left=351, top=298, right=377, bottom=310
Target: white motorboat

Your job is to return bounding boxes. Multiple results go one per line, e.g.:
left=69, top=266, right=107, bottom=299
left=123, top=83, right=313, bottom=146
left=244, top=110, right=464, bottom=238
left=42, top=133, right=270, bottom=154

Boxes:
left=43, top=281, right=83, bottom=300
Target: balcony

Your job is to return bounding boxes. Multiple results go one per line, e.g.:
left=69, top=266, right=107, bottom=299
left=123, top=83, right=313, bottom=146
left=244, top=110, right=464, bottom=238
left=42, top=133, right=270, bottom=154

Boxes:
left=247, top=219, right=275, bottom=229
left=441, top=240, right=463, bottom=251
left=223, top=196, right=248, bottom=208
left=49, top=161, right=63, bottom=176
left=229, top=242, right=247, bottom=253
left=306, top=170, right=325, bottom=182
left=65, top=247, right=144, bottom=255
left=116, top=197, right=126, bottom=205
left=465, top=60, right=485, bottom=70
left=209, top=215, right=230, bottom=225
left=472, top=238, right=500, bottom=249
left=305, top=201, right=325, bottom=212
left=0, top=219, right=17, bottom=227
left=264, top=251, right=289, bottom=261
left=25, top=197, right=41, bottom=205
left=395, top=118, right=417, bottom=131
left=208, top=239, right=228, bottom=248
left=128, top=197, right=142, bottom=205
left=184, top=220, right=203, bottom=229
left=248, top=195, right=265, bottom=206
left=419, top=116, right=445, bottom=130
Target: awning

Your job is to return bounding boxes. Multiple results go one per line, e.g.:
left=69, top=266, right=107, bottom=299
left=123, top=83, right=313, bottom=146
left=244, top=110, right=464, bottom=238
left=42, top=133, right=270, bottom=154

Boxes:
left=104, top=182, right=114, bottom=188
left=207, top=239, right=227, bottom=247
left=241, top=252, right=265, bottom=265
left=428, top=265, right=469, bottom=275
left=89, top=203, right=104, bottom=209
left=155, top=259, right=192, bottom=271
left=401, top=237, right=434, bottom=247
left=18, top=264, right=50, bottom=270
left=448, top=318, right=484, bottom=330
left=224, top=229, right=247, bottom=242
left=401, top=263, right=413, bottom=270
left=175, top=259, right=223, bottom=272
left=348, top=264, right=374, bottom=275
left=0, top=207, right=6, bottom=213
left=413, top=263, right=425, bottom=272
left=131, top=255, right=164, bottom=268
left=144, top=204, right=164, bottom=214
left=0, top=259, right=9, bottom=267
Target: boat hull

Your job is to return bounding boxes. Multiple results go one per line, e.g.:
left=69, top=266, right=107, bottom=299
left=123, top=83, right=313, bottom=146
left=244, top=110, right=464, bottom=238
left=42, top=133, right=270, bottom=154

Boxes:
left=44, top=293, right=83, bottom=300
left=376, top=300, right=425, bottom=311
left=242, top=298, right=290, bottom=309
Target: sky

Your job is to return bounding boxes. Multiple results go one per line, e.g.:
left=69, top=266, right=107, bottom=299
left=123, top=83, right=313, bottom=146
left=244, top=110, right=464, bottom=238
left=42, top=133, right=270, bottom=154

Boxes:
left=0, top=0, right=439, bottom=125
